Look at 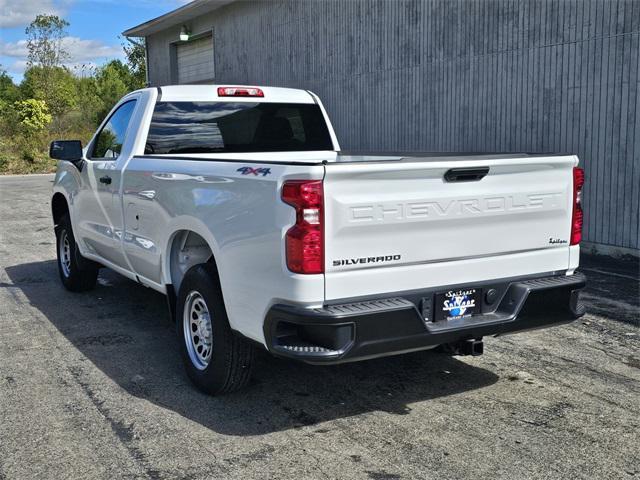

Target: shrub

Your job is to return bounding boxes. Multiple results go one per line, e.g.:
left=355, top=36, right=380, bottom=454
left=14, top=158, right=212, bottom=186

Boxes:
left=7, top=99, right=52, bottom=161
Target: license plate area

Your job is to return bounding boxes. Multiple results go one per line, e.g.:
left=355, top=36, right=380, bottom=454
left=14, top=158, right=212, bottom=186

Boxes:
left=434, top=288, right=482, bottom=321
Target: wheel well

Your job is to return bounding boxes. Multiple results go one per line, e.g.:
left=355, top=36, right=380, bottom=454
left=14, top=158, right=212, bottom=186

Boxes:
left=52, top=193, right=69, bottom=227
left=168, top=230, right=215, bottom=292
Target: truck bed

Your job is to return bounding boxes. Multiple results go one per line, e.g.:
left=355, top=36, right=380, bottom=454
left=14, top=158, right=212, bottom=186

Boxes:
left=336, top=151, right=571, bottom=163
left=139, top=151, right=571, bottom=166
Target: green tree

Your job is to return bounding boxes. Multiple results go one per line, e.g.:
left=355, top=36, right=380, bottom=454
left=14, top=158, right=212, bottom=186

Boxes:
left=20, top=66, right=77, bottom=120
left=121, top=36, right=147, bottom=89
left=9, top=99, right=52, bottom=160
left=95, top=60, right=131, bottom=121
left=23, top=15, right=74, bottom=128
left=13, top=99, right=52, bottom=132
left=0, top=68, right=20, bottom=104
left=25, top=15, right=70, bottom=68
left=75, top=76, right=104, bottom=128
left=1, top=16, right=151, bottom=173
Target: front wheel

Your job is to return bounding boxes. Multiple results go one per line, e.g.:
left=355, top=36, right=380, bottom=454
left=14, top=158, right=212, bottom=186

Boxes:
left=56, top=214, right=98, bottom=292
left=176, top=263, right=254, bottom=395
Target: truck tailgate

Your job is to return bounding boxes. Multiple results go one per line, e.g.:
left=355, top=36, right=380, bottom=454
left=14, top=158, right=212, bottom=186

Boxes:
left=323, top=155, right=578, bottom=300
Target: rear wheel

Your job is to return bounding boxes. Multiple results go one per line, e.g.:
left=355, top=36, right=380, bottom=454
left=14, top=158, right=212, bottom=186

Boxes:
left=56, top=214, right=98, bottom=292
left=176, top=263, right=254, bottom=395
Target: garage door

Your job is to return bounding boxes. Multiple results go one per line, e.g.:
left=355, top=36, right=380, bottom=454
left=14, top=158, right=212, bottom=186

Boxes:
left=176, top=35, right=214, bottom=84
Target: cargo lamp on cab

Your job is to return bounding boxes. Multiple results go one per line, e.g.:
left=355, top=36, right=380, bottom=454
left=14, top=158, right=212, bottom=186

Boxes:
left=217, top=87, right=264, bottom=97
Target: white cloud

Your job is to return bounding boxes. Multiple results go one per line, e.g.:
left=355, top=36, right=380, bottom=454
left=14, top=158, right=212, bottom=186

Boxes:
left=5, top=60, right=29, bottom=75
left=0, top=0, right=66, bottom=28
left=60, top=37, right=122, bottom=61
left=0, top=36, right=123, bottom=76
left=0, top=40, right=28, bottom=58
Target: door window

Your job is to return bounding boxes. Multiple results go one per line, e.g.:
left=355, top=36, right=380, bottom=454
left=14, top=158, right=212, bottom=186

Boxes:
left=91, top=100, right=137, bottom=159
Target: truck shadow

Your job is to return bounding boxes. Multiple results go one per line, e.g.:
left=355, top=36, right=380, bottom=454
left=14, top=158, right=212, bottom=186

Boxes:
left=579, top=253, right=639, bottom=326
left=7, top=260, right=500, bottom=436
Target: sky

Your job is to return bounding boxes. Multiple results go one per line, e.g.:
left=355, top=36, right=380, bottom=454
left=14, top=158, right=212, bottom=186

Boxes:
left=0, top=0, right=189, bottom=82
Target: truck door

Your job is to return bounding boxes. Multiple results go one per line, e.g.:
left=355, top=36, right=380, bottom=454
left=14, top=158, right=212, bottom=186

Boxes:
left=73, top=99, right=138, bottom=269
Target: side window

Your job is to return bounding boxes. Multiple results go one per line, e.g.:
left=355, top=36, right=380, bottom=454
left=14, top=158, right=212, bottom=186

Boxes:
left=91, top=100, right=137, bottom=159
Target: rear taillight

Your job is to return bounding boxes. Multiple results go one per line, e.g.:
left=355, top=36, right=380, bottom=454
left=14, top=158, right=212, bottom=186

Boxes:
left=282, top=180, right=324, bottom=274
left=571, top=167, right=585, bottom=245
left=217, top=86, right=264, bottom=97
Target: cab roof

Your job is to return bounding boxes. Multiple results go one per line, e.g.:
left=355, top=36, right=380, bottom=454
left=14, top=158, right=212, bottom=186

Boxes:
left=151, top=85, right=317, bottom=104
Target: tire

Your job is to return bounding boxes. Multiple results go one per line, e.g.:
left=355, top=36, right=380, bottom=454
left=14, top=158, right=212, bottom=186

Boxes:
left=176, top=263, right=254, bottom=395
left=56, top=213, right=99, bottom=292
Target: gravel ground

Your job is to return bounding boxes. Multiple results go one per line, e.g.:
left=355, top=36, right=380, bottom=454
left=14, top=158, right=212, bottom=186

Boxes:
left=0, top=174, right=638, bottom=480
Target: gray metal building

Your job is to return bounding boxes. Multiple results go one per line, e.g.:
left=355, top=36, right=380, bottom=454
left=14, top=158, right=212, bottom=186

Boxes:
left=124, top=0, right=640, bottom=256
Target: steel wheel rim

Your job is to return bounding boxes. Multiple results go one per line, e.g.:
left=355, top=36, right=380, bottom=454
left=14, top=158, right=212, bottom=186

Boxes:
left=59, top=230, right=72, bottom=278
left=183, top=291, right=213, bottom=370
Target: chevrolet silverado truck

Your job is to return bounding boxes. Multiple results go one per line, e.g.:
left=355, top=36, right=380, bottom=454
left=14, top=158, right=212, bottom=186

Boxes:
left=50, top=85, right=586, bottom=395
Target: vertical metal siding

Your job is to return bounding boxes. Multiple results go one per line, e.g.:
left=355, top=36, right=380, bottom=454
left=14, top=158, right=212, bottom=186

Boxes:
left=147, top=0, right=639, bottom=251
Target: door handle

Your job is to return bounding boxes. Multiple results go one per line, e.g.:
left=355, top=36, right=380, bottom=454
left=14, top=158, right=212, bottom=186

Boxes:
left=99, top=175, right=112, bottom=185
left=444, top=167, right=489, bottom=182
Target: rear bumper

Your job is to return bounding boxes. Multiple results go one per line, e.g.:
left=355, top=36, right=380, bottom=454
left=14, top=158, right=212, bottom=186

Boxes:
left=264, top=272, right=586, bottom=364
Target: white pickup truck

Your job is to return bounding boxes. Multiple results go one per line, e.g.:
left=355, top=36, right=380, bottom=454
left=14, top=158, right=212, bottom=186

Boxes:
left=50, top=85, right=586, bottom=395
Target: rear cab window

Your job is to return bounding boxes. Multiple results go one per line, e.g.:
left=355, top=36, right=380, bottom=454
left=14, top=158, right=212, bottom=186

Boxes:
left=144, top=102, right=333, bottom=154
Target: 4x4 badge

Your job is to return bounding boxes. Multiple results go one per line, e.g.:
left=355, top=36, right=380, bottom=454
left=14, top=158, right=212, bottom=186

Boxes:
left=237, top=166, right=271, bottom=177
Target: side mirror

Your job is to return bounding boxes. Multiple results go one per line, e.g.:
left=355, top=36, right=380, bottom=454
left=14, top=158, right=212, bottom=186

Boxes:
left=50, top=140, right=83, bottom=164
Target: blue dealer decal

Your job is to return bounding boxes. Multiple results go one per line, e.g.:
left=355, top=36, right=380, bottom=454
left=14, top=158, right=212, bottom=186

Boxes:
left=442, top=289, right=477, bottom=317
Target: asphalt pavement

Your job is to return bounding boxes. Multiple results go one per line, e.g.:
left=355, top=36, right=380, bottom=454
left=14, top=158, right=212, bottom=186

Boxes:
left=0, top=174, right=638, bottom=480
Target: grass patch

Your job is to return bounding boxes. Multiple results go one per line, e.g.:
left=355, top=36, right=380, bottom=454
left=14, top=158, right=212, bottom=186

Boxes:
left=0, top=137, right=56, bottom=175
left=0, top=128, right=93, bottom=175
